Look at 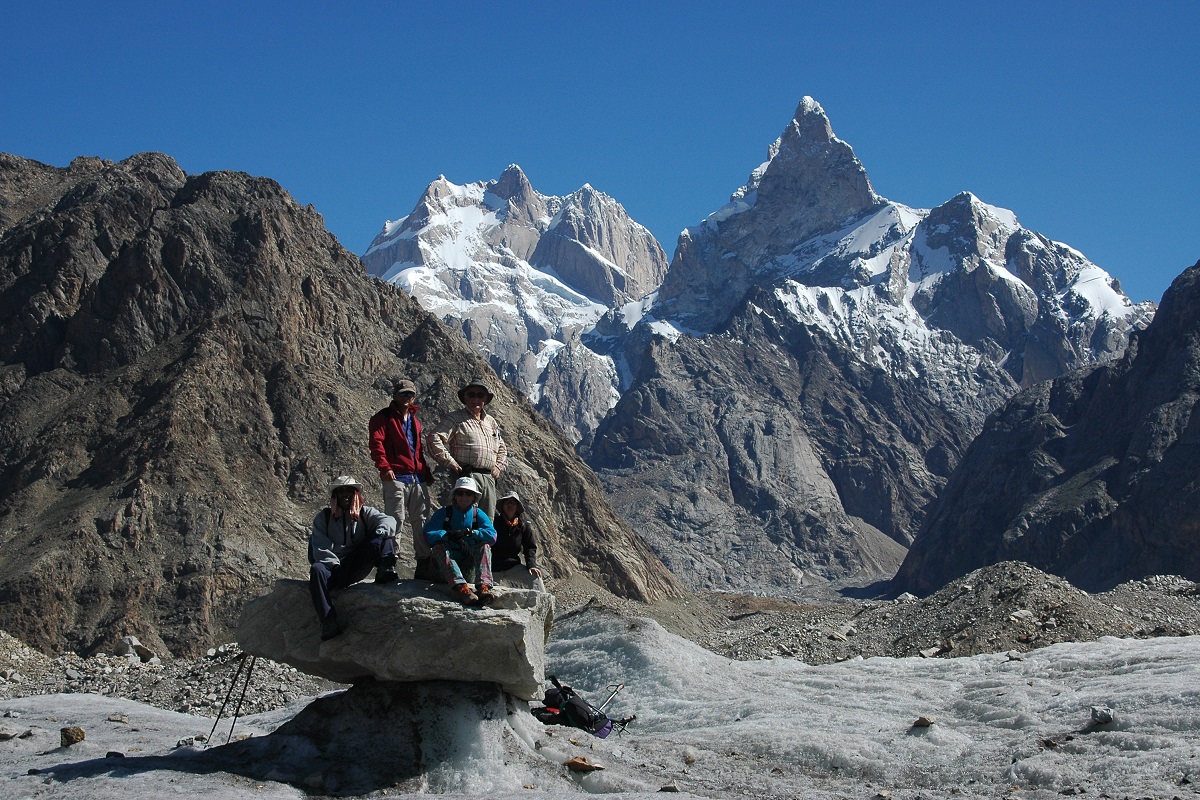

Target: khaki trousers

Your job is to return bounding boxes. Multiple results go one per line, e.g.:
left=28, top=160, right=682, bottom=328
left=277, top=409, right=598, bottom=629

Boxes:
left=382, top=480, right=431, bottom=560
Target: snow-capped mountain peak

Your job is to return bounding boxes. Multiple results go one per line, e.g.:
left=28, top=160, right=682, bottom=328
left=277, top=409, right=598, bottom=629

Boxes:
left=360, top=97, right=1153, bottom=595
left=582, top=97, right=1154, bottom=593
left=361, top=167, right=669, bottom=442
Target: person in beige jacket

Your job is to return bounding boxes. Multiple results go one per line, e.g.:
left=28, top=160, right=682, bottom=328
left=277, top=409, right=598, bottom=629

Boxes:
left=427, top=377, right=507, bottom=519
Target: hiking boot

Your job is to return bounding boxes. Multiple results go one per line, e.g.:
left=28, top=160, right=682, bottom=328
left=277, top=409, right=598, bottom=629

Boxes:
left=320, top=610, right=341, bottom=641
left=477, top=584, right=495, bottom=605
left=455, top=583, right=479, bottom=604
left=375, top=565, right=398, bottom=584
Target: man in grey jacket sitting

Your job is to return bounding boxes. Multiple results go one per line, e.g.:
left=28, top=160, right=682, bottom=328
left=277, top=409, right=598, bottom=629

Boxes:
left=308, top=475, right=398, bottom=640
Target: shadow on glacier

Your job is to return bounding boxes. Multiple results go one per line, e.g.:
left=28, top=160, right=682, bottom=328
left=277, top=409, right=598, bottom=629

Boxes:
left=32, top=679, right=561, bottom=796
left=838, top=577, right=896, bottom=600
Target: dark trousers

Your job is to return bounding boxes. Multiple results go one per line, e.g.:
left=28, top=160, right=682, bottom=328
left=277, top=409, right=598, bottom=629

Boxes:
left=309, top=535, right=396, bottom=619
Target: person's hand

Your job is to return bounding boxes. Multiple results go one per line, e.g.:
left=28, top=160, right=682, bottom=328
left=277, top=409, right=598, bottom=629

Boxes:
left=491, top=466, right=500, bottom=479
left=448, top=528, right=469, bottom=542
left=386, top=470, right=396, bottom=481
left=529, top=567, right=542, bottom=577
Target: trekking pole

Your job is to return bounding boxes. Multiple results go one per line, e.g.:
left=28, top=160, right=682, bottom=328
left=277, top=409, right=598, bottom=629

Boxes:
left=226, top=656, right=257, bottom=743
left=207, top=652, right=250, bottom=746
left=612, top=714, right=637, bottom=735
left=596, top=683, right=624, bottom=713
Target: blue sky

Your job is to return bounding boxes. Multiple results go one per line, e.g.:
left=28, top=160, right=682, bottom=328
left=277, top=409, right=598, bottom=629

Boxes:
left=3, top=1, right=1196, bottom=303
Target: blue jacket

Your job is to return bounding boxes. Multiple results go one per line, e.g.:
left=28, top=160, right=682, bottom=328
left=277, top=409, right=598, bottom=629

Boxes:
left=424, top=504, right=497, bottom=552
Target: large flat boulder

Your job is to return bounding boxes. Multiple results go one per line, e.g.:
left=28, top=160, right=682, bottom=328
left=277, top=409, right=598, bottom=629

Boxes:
left=237, top=579, right=554, bottom=700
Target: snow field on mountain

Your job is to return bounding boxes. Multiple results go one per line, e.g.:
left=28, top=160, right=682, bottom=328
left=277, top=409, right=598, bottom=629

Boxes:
left=1061, top=263, right=1140, bottom=320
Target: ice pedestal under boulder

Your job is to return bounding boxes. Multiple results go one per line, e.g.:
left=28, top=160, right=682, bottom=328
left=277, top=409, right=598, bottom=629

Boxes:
left=197, top=680, right=575, bottom=795
left=237, top=579, right=554, bottom=700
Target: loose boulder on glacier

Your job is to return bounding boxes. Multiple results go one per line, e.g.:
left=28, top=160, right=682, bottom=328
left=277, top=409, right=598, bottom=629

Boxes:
left=237, top=579, right=554, bottom=699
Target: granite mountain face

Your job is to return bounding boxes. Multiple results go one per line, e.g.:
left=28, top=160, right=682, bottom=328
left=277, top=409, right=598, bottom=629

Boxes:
left=360, top=165, right=669, bottom=443
left=370, top=98, right=1153, bottom=592
left=0, top=152, right=679, bottom=658
left=894, top=261, right=1200, bottom=595
left=585, top=98, right=1152, bottom=591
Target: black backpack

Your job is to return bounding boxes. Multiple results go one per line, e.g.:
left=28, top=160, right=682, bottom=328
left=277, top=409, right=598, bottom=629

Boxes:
left=531, top=675, right=633, bottom=738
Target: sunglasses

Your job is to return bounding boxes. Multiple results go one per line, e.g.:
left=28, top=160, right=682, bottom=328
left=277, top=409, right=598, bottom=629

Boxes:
left=394, top=391, right=415, bottom=398
left=464, top=391, right=487, bottom=399
left=453, top=490, right=475, bottom=497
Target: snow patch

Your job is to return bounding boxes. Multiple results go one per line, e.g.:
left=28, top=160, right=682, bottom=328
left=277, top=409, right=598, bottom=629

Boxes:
left=648, top=318, right=705, bottom=342
left=967, top=193, right=1020, bottom=230
left=702, top=190, right=758, bottom=227
left=1062, top=264, right=1137, bottom=319
left=616, top=293, right=657, bottom=330
left=535, top=339, right=566, bottom=371
left=908, top=225, right=957, bottom=286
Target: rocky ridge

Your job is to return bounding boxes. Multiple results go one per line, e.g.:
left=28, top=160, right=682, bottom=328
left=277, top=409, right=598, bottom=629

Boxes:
left=0, top=152, right=679, bottom=660
left=896, top=261, right=1200, bottom=594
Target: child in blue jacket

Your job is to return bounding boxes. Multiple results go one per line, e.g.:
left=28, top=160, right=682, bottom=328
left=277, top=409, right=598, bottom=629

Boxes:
left=424, top=476, right=497, bottom=604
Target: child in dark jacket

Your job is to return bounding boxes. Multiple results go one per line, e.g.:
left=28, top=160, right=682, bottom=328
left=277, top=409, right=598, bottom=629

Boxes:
left=493, top=491, right=546, bottom=592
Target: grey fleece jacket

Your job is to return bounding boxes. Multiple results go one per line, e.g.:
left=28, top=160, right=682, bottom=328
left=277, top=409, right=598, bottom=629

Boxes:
left=308, top=505, right=396, bottom=566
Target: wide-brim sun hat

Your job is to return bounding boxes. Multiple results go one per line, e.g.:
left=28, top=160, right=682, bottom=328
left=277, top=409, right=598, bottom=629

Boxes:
left=498, top=491, right=524, bottom=514
left=329, top=475, right=364, bottom=494
left=458, top=378, right=494, bottom=404
left=452, top=476, right=482, bottom=496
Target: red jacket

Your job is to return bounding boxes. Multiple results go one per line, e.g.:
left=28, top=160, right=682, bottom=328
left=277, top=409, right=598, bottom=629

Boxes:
left=368, top=404, right=434, bottom=482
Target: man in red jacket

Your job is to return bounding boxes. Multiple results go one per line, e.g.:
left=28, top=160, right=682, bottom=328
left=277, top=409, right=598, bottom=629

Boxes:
left=369, top=378, right=436, bottom=580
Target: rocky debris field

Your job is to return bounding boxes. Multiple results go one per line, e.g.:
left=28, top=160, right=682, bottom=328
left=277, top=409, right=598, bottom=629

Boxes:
left=688, top=562, right=1200, bottom=663
left=0, top=633, right=341, bottom=717
left=2, top=562, right=1199, bottom=714
left=555, top=562, right=1200, bottom=665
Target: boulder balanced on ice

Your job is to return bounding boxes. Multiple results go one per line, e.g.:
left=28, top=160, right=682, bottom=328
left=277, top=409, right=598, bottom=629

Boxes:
left=237, top=579, right=553, bottom=700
